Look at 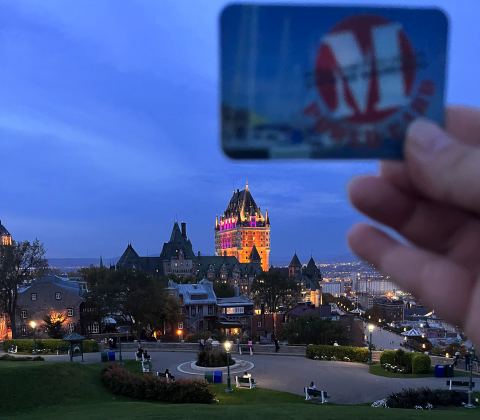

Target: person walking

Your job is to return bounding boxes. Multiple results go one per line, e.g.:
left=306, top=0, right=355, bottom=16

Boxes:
left=465, top=353, right=471, bottom=371
left=274, top=338, right=280, bottom=353
left=236, top=337, right=240, bottom=352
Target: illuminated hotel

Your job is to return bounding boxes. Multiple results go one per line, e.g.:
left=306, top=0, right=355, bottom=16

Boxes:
left=215, top=182, right=270, bottom=272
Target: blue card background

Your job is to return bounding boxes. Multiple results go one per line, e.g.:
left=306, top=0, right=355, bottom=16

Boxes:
left=220, top=4, right=448, bottom=159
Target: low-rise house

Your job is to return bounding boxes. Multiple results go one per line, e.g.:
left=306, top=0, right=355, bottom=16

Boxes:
left=16, top=271, right=87, bottom=338
left=217, top=284, right=254, bottom=335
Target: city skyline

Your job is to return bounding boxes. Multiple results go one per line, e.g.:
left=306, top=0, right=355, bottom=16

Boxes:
left=1, top=0, right=479, bottom=259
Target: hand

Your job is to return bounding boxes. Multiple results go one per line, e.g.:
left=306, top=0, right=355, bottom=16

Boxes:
left=347, top=106, right=480, bottom=349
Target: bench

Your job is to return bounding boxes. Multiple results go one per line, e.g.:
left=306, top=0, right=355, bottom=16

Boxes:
left=235, top=376, right=256, bottom=389
left=56, top=346, right=70, bottom=355
left=447, top=380, right=475, bottom=390
left=141, top=361, right=150, bottom=373
left=305, top=388, right=330, bottom=403
left=239, top=346, right=253, bottom=356
left=7, top=346, right=17, bottom=354
left=142, top=354, right=151, bottom=362
left=157, top=372, right=176, bottom=381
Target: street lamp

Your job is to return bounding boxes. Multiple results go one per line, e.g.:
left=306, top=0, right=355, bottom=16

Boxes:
left=224, top=341, right=233, bottom=393
left=30, top=321, right=37, bottom=355
left=466, top=346, right=476, bottom=409
left=367, top=324, right=374, bottom=364
left=117, top=326, right=123, bottom=366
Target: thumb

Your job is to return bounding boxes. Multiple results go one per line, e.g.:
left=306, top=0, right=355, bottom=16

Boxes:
left=405, top=119, right=480, bottom=214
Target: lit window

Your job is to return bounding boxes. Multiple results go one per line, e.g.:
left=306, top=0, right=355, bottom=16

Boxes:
left=178, top=322, right=183, bottom=329
left=67, top=308, right=74, bottom=317
left=21, top=310, right=27, bottom=319
left=68, top=323, right=74, bottom=333
left=55, top=292, right=61, bottom=300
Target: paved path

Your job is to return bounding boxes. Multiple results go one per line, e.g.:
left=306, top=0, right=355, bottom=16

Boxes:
left=3, top=350, right=468, bottom=405
left=364, top=323, right=407, bottom=351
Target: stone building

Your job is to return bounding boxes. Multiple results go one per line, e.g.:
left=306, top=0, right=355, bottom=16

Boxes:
left=215, top=182, right=270, bottom=271
left=0, top=220, right=12, bottom=245
left=16, top=271, right=87, bottom=339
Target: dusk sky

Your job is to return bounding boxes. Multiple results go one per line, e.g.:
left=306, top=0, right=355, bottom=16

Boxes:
left=1, top=0, right=479, bottom=263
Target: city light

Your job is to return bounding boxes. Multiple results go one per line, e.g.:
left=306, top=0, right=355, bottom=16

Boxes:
left=30, top=321, right=36, bottom=328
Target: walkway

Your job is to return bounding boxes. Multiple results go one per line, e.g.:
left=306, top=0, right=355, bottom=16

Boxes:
left=3, top=350, right=474, bottom=405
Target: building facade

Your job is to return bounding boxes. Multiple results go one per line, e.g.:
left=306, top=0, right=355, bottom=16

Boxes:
left=0, top=220, right=12, bottom=245
left=215, top=182, right=270, bottom=272
left=16, top=271, right=87, bottom=339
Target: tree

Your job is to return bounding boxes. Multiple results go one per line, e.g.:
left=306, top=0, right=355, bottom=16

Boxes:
left=280, top=314, right=350, bottom=345
left=42, top=313, right=67, bottom=339
left=364, top=305, right=383, bottom=322
left=83, top=268, right=181, bottom=339
left=0, top=239, right=48, bottom=338
left=250, top=271, right=300, bottom=313
left=213, top=282, right=235, bottom=298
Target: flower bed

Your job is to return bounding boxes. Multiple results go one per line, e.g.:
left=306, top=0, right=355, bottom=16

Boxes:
left=307, top=345, right=368, bottom=362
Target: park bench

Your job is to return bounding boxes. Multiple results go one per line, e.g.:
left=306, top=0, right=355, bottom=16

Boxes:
left=141, top=361, right=150, bottom=373
left=157, top=372, right=176, bottom=381
left=305, top=388, right=330, bottom=403
left=56, top=346, right=70, bottom=355
left=239, top=346, right=253, bottom=356
left=235, top=376, right=256, bottom=389
left=135, top=352, right=143, bottom=361
left=7, top=345, right=17, bottom=354
left=446, top=380, right=475, bottom=390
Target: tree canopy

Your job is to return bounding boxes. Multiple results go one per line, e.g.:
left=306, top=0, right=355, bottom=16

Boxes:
left=0, top=239, right=48, bottom=338
left=42, top=313, right=67, bottom=339
left=280, top=314, right=350, bottom=345
left=250, top=271, right=300, bottom=313
left=213, top=282, right=235, bottom=298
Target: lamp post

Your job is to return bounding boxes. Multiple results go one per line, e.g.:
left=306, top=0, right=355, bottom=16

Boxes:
left=466, top=346, right=475, bottom=409
left=224, top=341, right=233, bottom=393
left=117, top=326, right=123, bottom=366
left=30, top=321, right=37, bottom=355
left=367, top=324, right=374, bottom=364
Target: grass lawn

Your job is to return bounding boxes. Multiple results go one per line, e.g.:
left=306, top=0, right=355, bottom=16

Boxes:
left=1, top=359, right=479, bottom=420
left=369, top=362, right=480, bottom=379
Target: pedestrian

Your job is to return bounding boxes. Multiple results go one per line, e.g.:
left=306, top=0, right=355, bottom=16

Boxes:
left=454, top=353, right=460, bottom=367
left=236, top=337, right=240, bottom=352
left=274, top=338, right=280, bottom=353
left=200, top=338, right=205, bottom=350
left=109, top=337, right=113, bottom=350
left=465, top=353, right=471, bottom=371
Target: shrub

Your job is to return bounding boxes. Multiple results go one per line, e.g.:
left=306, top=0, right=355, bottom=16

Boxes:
left=384, top=387, right=471, bottom=409
left=196, top=350, right=233, bottom=367
left=306, top=345, right=369, bottom=362
left=2, top=339, right=99, bottom=353
left=0, top=354, right=44, bottom=361
left=186, top=331, right=213, bottom=343
left=380, top=350, right=395, bottom=365
left=412, top=353, right=431, bottom=374
left=100, top=363, right=215, bottom=403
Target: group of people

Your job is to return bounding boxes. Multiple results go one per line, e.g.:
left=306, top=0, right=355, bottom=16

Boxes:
left=453, top=352, right=473, bottom=370
left=136, top=341, right=150, bottom=361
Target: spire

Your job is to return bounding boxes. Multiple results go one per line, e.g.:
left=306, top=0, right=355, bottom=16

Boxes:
left=249, top=244, right=261, bottom=264
left=215, top=214, right=219, bottom=230
left=265, top=207, right=270, bottom=225
left=99, top=255, right=104, bottom=268
left=246, top=176, right=249, bottom=191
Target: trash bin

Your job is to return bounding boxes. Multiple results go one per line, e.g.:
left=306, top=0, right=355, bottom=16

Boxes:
left=108, top=350, right=115, bottom=362
left=213, top=371, right=223, bottom=383
left=101, top=352, right=108, bottom=363
left=444, top=364, right=454, bottom=377
left=205, top=371, right=213, bottom=383
left=434, top=365, right=444, bottom=377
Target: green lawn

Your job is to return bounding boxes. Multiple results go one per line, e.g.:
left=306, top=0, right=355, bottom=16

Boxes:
left=1, top=359, right=479, bottom=420
left=369, top=362, right=480, bottom=379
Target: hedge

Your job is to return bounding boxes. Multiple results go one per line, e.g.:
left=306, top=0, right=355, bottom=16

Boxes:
left=412, top=353, right=431, bottom=374
left=306, top=345, right=369, bottom=362
left=100, top=363, right=215, bottom=403
left=379, top=350, right=431, bottom=374
left=2, top=339, right=99, bottom=353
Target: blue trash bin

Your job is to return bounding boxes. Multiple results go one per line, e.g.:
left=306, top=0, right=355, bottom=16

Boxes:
left=434, top=365, right=445, bottom=377
left=213, top=370, right=223, bottom=384
left=108, top=350, right=115, bottom=362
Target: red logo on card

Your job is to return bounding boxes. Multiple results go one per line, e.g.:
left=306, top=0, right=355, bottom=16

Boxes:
left=315, top=15, right=416, bottom=124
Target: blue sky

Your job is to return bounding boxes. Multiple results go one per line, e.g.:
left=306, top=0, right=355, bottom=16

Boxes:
left=1, top=0, right=479, bottom=263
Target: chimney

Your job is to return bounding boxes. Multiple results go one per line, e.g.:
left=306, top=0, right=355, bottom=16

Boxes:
left=198, top=251, right=201, bottom=260
left=181, top=222, right=187, bottom=238
left=234, top=284, right=239, bottom=297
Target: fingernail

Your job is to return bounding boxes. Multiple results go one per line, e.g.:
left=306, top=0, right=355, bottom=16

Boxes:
left=406, top=119, right=453, bottom=160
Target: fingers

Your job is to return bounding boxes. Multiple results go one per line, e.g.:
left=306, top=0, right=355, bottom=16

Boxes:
left=446, top=106, right=480, bottom=146
left=404, top=119, right=480, bottom=214
left=347, top=223, right=474, bottom=330
left=348, top=176, right=480, bottom=271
